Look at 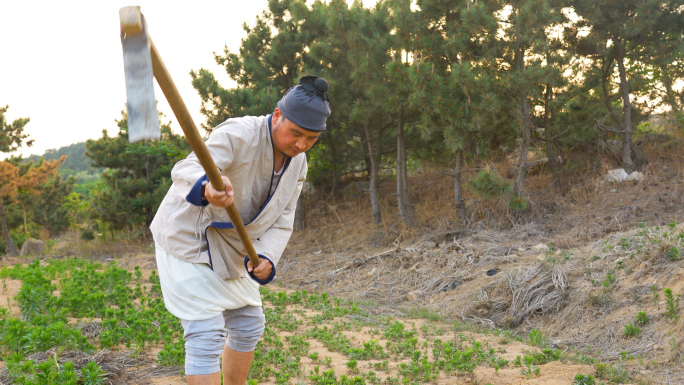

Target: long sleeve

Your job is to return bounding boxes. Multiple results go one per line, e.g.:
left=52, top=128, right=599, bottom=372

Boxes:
left=169, top=122, right=244, bottom=200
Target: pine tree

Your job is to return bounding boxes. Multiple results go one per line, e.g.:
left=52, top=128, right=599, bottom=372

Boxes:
left=85, top=112, right=190, bottom=229
left=0, top=106, right=33, bottom=255
left=567, top=0, right=684, bottom=172
left=191, top=0, right=315, bottom=131
left=409, top=0, right=506, bottom=222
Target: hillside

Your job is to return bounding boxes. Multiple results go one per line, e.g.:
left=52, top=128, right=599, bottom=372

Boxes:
left=279, top=133, right=684, bottom=384
left=24, top=142, right=101, bottom=182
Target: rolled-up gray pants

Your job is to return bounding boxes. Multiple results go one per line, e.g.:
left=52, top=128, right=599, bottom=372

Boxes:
left=181, top=306, right=265, bottom=375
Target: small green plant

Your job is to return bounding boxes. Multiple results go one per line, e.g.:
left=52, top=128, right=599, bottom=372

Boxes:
left=81, top=361, right=106, bottom=385
left=509, top=196, right=528, bottom=211
left=664, top=288, right=680, bottom=322
left=652, top=284, right=660, bottom=304
left=467, top=169, right=511, bottom=199
left=573, top=373, right=596, bottom=385
left=528, top=329, right=548, bottom=348
left=667, top=247, right=681, bottom=261
left=623, top=323, right=640, bottom=337
left=603, top=274, right=616, bottom=289
left=636, top=311, right=649, bottom=325
left=346, top=359, right=359, bottom=373
left=521, top=355, right=540, bottom=378
left=513, top=355, right=522, bottom=367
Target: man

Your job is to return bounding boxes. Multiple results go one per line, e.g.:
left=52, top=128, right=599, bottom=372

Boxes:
left=150, top=75, right=331, bottom=385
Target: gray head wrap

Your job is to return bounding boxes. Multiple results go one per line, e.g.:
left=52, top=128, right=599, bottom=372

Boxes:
left=277, top=75, right=331, bottom=132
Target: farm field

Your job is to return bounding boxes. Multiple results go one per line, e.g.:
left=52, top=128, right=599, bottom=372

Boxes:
left=1, top=254, right=600, bottom=385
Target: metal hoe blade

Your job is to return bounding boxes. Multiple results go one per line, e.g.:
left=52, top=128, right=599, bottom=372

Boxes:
left=120, top=14, right=160, bottom=143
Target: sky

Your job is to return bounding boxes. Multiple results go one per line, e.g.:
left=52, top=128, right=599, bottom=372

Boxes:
left=1, top=0, right=274, bottom=158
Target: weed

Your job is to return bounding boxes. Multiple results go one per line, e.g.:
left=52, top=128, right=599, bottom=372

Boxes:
left=372, top=360, right=389, bottom=371
left=623, top=323, right=640, bottom=337
left=528, top=329, right=548, bottom=348
left=595, top=361, right=629, bottom=383
left=81, top=361, right=107, bottom=385
left=652, top=284, right=660, bottom=304
left=573, top=374, right=596, bottom=385
left=636, top=311, right=649, bottom=325
left=664, top=288, right=680, bottom=322
left=603, top=274, right=616, bottom=289
left=667, top=247, right=681, bottom=261
left=521, top=355, right=540, bottom=378
left=346, top=359, right=359, bottom=374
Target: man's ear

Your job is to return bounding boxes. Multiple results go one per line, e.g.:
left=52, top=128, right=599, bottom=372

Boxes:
left=273, top=108, right=282, bottom=123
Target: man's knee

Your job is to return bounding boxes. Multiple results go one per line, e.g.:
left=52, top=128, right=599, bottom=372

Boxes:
left=181, top=316, right=226, bottom=375
left=224, top=306, right=265, bottom=352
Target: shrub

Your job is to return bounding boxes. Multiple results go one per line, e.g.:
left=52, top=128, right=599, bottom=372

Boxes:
left=80, top=228, right=95, bottom=241
left=573, top=373, right=596, bottom=385
left=635, top=311, right=649, bottom=325
left=467, top=169, right=511, bottom=199
left=664, top=288, right=680, bottom=322
left=623, top=323, right=640, bottom=337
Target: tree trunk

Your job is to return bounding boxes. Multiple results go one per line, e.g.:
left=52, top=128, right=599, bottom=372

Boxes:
left=515, top=98, right=532, bottom=197
left=396, top=108, right=407, bottom=224
left=325, top=130, right=338, bottom=199
left=20, top=201, right=28, bottom=236
left=513, top=7, right=530, bottom=198
left=454, top=150, right=468, bottom=224
left=294, top=194, right=305, bottom=232
left=363, top=120, right=381, bottom=224
left=401, top=129, right=415, bottom=222
left=616, top=42, right=636, bottom=173
left=0, top=199, right=18, bottom=256
left=396, top=106, right=414, bottom=226
left=544, top=83, right=561, bottom=191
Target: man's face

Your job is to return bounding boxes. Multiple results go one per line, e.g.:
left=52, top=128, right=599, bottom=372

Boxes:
left=271, top=108, right=321, bottom=157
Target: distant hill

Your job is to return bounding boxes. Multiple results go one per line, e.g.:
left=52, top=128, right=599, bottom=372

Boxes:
left=25, top=142, right=94, bottom=172
left=25, top=142, right=102, bottom=186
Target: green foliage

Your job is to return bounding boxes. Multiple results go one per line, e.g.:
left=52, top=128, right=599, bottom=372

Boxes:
left=521, top=354, right=540, bottom=378
left=85, top=113, right=190, bottom=228
left=528, top=329, right=548, bottom=348
left=664, top=288, right=680, bottom=322
left=0, top=105, right=33, bottom=152
left=623, top=323, right=640, bottom=337
left=635, top=311, right=649, bottom=325
left=667, top=246, right=681, bottom=261
left=31, top=173, right=76, bottom=234
left=467, top=169, right=511, bottom=199
left=25, top=142, right=102, bottom=177
left=0, top=258, right=184, bottom=369
left=573, top=373, right=596, bottom=385
left=594, top=361, right=629, bottom=383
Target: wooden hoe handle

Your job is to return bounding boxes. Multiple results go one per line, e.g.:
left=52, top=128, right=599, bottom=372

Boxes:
left=120, top=7, right=260, bottom=268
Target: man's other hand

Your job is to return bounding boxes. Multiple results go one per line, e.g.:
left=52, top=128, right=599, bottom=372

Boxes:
left=203, top=176, right=234, bottom=207
left=247, top=259, right=273, bottom=280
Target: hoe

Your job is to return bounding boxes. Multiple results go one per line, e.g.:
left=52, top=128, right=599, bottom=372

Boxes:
left=118, top=6, right=260, bottom=268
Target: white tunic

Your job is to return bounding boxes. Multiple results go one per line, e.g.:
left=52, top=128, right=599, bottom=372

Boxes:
left=155, top=168, right=284, bottom=321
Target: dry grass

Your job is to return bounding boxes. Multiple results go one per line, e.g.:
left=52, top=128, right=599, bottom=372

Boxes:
left=282, top=120, right=684, bottom=383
